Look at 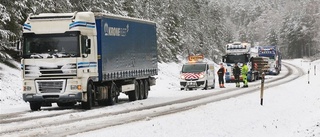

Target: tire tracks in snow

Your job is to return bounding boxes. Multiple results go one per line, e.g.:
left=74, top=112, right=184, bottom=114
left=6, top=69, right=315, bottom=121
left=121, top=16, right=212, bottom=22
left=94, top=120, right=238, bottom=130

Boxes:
left=0, top=62, right=303, bottom=137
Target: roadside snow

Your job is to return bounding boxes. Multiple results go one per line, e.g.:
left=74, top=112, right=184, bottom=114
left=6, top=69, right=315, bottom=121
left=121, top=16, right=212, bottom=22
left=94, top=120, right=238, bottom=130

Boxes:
left=73, top=59, right=320, bottom=137
left=0, top=59, right=319, bottom=137
left=0, top=62, right=27, bottom=111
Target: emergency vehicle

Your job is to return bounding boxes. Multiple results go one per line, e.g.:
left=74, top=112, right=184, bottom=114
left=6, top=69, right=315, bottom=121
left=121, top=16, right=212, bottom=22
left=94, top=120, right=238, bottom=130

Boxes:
left=180, top=55, right=215, bottom=90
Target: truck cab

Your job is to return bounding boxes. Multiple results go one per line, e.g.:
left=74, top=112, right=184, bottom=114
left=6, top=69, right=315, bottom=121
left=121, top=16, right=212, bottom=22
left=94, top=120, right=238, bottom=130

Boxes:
left=222, top=42, right=260, bottom=82
left=180, top=55, right=215, bottom=90
left=258, top=46, right=281, bottom=75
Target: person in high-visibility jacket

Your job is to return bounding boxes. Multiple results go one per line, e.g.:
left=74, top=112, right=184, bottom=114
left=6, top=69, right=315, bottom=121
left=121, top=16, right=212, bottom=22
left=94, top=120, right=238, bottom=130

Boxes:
left=241, top=63, right=249, bottom=88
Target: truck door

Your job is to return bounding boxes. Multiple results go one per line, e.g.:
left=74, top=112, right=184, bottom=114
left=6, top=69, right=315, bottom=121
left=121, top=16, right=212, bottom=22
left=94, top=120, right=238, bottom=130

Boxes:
left=206, top=64, right=213, bottom=85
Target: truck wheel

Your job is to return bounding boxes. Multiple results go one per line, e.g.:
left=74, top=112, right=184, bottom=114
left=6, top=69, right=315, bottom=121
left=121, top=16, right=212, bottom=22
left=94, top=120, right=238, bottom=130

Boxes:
left=138, top=80, right=144, bottom=100
left=82, top=83, right=93, bottom=110
left=30, top=102, right=41, bottom=111
left=128, top=80, right=139, bottom=101
left=107, top=83, right=118, bottom=105
left=143, top=79, right=149, bottom=99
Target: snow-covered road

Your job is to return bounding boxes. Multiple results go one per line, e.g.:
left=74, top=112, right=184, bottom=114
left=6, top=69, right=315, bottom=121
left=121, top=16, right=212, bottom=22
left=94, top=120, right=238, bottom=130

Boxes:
left=0, top=59, right=319, bottom=137
left=73, top=59, right=320, bottom=137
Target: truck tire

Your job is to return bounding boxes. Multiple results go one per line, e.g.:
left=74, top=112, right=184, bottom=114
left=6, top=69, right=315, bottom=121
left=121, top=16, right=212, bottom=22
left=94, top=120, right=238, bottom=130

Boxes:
left=30, top=102, right=41, bottom=111
left=82, top=83, right=93, bottom=110
left=138, top=80, right=144, bottom=100
left=128, top=80, right=139, bottom=101
left=107, top=83, right=118, bottom=105
left=276, top=70, right=279, bottom=75
left=143, top=80, right=149, bottom=99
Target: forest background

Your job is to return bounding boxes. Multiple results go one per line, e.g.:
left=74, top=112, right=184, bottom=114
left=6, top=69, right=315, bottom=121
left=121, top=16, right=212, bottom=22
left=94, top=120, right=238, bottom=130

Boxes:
left=0, top=0, right=319, bottom=64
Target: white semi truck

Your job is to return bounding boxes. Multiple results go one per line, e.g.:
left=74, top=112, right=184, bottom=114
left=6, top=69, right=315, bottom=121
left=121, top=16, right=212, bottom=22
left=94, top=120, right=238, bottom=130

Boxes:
left=21, top=12, right=157, bottom=111
left=222, top=42, right=260, bottom=82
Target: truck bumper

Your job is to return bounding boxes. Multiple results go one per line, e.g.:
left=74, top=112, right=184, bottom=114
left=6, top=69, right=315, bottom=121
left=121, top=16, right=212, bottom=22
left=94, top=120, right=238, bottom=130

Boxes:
left=23, top=92, right=82, bottom=103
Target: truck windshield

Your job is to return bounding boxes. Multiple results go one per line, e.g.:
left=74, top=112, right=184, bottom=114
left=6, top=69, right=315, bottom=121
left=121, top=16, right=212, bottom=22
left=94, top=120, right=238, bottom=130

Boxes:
left=23, top=34, right=80, bottom=58
left=225, top=55, right=247, bottom=63
left=182, top=64, right=206, bottom=73
left=259, top=54, right=275, bottom=60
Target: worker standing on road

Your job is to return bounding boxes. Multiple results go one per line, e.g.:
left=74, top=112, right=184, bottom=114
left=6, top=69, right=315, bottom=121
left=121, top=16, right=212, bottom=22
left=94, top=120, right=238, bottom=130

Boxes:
left=241, top=62, right=249, bottom=88
left=217, top=63, right=226, bottom=88
left=233, top=63, right=241, bottom=87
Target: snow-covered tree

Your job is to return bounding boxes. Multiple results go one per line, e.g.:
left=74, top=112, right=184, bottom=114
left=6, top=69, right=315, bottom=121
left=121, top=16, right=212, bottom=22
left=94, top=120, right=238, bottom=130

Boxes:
left=0, top=0, right=320, bottom=63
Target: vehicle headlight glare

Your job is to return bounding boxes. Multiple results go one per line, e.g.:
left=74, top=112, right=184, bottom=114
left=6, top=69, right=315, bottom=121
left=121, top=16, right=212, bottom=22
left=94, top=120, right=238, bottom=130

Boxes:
left=71, top=85, right=81, bottom=90
left=199, top=74, right=204, bottom=79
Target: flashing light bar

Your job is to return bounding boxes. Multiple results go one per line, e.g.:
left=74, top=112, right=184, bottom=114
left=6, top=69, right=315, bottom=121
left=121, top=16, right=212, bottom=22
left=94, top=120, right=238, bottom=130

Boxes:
left=188, top=55, right=204, bottom=62
left=227, top=44, right=248, bottom=50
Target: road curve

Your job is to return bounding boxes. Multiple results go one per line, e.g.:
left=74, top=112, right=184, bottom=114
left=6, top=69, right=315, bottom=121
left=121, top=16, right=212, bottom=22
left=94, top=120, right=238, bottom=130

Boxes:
left=0, top=62, right=304, bottom=137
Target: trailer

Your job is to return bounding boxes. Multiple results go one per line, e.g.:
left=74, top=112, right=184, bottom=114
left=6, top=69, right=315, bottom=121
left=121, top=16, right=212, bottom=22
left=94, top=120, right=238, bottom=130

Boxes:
left=21, top=12, right=157, bottom=110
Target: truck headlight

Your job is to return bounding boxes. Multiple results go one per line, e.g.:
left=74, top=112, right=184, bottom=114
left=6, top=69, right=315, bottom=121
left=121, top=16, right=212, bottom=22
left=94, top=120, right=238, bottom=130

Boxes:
left=71, top=85, right=82, bottom=90
left=23, top=86, right=32, bottom=91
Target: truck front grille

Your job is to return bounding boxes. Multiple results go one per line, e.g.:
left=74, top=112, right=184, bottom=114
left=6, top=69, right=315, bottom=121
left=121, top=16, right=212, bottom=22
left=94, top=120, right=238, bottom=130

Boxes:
left=36, top=80, right=66, bottom=93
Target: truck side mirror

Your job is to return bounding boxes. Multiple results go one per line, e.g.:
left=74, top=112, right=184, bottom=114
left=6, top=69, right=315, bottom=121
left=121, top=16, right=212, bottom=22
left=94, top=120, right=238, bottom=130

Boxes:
left=16, top=41, right=21, bottom=51
left=16, top=40, right=23, bottom=57
left=85, top=48, right=91, bottom=54
left=86, top=39, right=91, bottom=48
left=222, top=56, right=226, bottom=62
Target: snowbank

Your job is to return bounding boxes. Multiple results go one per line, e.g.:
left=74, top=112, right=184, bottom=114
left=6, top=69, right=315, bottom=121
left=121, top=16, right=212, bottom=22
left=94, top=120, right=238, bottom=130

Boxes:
left=0, top=62, right=25, bottom=107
